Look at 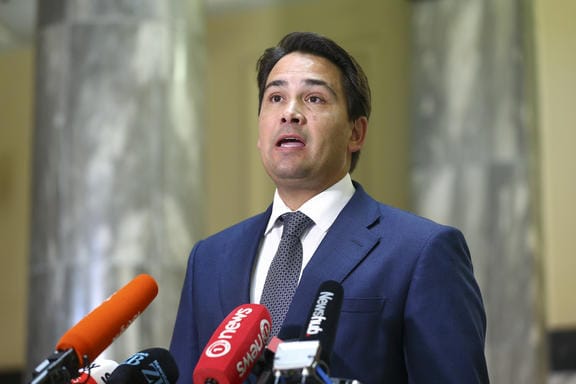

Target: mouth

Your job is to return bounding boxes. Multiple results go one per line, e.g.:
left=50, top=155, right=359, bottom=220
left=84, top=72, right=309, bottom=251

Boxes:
left=276, top=135, right=305, bottom=148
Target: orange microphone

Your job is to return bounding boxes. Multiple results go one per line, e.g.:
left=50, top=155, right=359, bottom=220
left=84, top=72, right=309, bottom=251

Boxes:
left=30, top=274, right=158, bottom=384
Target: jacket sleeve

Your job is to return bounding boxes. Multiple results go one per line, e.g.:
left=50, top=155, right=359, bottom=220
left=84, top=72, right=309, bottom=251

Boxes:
left=170, top=243, right=202, bottom=384
left=403, top=227, right=489, bottom=383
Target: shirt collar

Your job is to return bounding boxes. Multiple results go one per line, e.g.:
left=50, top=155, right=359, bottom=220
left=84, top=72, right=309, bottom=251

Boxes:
left=264, top=174, right=356, bottom=235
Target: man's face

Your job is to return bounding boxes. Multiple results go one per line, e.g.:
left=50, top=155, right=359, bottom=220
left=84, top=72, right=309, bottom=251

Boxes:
left=257, top=52, right=366, bottom=196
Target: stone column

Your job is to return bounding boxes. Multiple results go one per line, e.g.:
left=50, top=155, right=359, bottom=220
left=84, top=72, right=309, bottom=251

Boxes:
left=27, top=0, right=204, bottom=375
left=410, top=0, right=545, bottom=383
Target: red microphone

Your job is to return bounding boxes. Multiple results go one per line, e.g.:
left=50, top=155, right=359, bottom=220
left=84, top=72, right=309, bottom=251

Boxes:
left=193, top=304, right=272, bottom=384
left=30, top=274, right=158, bottom=384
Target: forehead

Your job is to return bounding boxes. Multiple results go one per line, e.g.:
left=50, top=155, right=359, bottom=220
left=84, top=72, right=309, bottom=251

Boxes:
left=266, top=52, right=344, bottom=90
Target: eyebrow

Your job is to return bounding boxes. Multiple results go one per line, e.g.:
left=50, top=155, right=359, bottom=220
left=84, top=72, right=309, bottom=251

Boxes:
left=264, top=78, right=338, bottom=98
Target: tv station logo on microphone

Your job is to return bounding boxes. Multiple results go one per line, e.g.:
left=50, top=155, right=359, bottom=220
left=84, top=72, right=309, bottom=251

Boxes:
left=204, top=306, right=271, bottom=359
left=205, top=339, right=232, bottom=358
left=306, top=290, right=335, bottom=335
left=236, top=318, right=271, bottom=376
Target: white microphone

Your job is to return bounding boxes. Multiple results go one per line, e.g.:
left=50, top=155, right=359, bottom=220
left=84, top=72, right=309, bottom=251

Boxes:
left=70, top=359, right=119, bottom=384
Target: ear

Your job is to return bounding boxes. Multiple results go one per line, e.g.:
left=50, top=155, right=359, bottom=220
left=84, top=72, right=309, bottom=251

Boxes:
left=348, top=116, right=368, bottom=153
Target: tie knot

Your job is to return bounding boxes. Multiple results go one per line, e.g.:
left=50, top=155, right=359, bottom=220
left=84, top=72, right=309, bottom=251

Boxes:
left=281, top=211, right=313, bottom=238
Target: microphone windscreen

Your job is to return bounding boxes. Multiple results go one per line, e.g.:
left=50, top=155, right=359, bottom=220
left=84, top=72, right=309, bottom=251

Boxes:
left=300, top=280, right=344, bottom=365
left=108, top=348, right=179, bottom=384
left=71, top=359, right=119, bottom=384
left=193, top=304, right=272, bottom=384
left=56, top=274, right=158, bottom=366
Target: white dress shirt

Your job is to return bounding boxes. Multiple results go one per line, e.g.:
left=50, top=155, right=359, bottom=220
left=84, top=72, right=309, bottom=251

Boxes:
left=250, top=174, right=356, bottom=303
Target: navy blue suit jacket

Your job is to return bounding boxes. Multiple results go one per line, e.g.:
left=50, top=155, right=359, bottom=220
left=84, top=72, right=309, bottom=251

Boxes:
left=170, top=183, right=489, bottom=383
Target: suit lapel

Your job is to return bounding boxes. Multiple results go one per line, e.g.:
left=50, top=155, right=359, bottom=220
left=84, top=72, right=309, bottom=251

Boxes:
left=282, top=184, right=382, bottom=334
left=218, top=207, right=272, bottom=313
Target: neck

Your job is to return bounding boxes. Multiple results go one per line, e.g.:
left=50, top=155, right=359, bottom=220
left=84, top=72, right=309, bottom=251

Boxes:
left=275, top=174, right=351, bottom=211
left=277, top=191, right=315, bottom=211
left=276, top=183, right=332, bottom=211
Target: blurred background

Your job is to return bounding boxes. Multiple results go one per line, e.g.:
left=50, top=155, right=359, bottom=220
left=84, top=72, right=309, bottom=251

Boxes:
left=0, top=0, right=574, bottom=383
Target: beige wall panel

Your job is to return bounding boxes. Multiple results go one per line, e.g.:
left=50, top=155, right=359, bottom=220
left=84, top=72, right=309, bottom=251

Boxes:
left=0, top=47, right=33, bottom=369
left=535, top=0, right=576, bottom=328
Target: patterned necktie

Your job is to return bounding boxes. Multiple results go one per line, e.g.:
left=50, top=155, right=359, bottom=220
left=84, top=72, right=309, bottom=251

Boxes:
left=260, top=211, right=314, bottom=336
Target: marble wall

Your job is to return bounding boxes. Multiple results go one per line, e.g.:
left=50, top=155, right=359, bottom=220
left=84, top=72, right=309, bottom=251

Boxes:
left=27, top=0, right=204, bottom=376
left=410, top=0, right=547, bottom=382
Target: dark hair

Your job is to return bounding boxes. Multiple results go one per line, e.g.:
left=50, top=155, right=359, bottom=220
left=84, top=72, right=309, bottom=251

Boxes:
left=256, top=32, right=371, bottom=173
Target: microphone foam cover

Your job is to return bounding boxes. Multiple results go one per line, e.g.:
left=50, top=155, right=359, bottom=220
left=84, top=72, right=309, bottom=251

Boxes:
left=193, top=304, right=272, bottom=384
left=108, top=347, right=179, bottom=384
left=56, top=274, right=158, bottom=366
left=300, top=280, right=344, bottom=365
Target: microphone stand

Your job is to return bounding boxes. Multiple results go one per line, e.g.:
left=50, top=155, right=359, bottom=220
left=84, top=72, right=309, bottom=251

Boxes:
left=29, top=348, right=84, bottom=384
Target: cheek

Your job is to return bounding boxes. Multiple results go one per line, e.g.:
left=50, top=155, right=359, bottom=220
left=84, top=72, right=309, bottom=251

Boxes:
left=257, top=118, right=266, bottom=149
left=257, top=129, right=274, bottom=152
left=318, top=118, right=350, bottom=144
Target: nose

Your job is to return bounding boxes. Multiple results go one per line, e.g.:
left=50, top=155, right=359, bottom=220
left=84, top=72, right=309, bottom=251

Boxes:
left=281, top=101, right=305, bottom=125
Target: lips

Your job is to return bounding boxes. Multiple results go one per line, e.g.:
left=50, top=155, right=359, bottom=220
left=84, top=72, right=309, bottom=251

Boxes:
left=276, top=135, right=305, bottom=148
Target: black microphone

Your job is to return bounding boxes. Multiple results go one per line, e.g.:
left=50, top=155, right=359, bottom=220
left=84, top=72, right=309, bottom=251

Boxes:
left=299, top=280, right=344, bottom=368
left=261, top=281, right=344, bottom=384
left=107, top=348, right=179, bottom=384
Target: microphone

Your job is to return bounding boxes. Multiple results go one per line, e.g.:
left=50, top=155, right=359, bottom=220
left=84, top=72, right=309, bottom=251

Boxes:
left=193, top=304, right=272, bottom=384
left=30, top=274, right=159, bottom=384
left=253, top=336, right=283, bottom=384
left=263, top=281, right=344, bottom=384
left=70, top=359, right=119, bottom=384
left=299, top=280, right=344, bottom=368
left=108, top=348, right=179, bottom=384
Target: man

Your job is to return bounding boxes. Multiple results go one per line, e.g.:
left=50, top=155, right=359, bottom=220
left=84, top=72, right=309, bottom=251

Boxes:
left=170, top=32, right=489, bottom=383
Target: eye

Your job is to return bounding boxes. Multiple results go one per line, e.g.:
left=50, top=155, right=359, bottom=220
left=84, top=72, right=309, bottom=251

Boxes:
left=306, top=95, right=325, bottom=104
left=269, top=94, right=283, bottom=103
